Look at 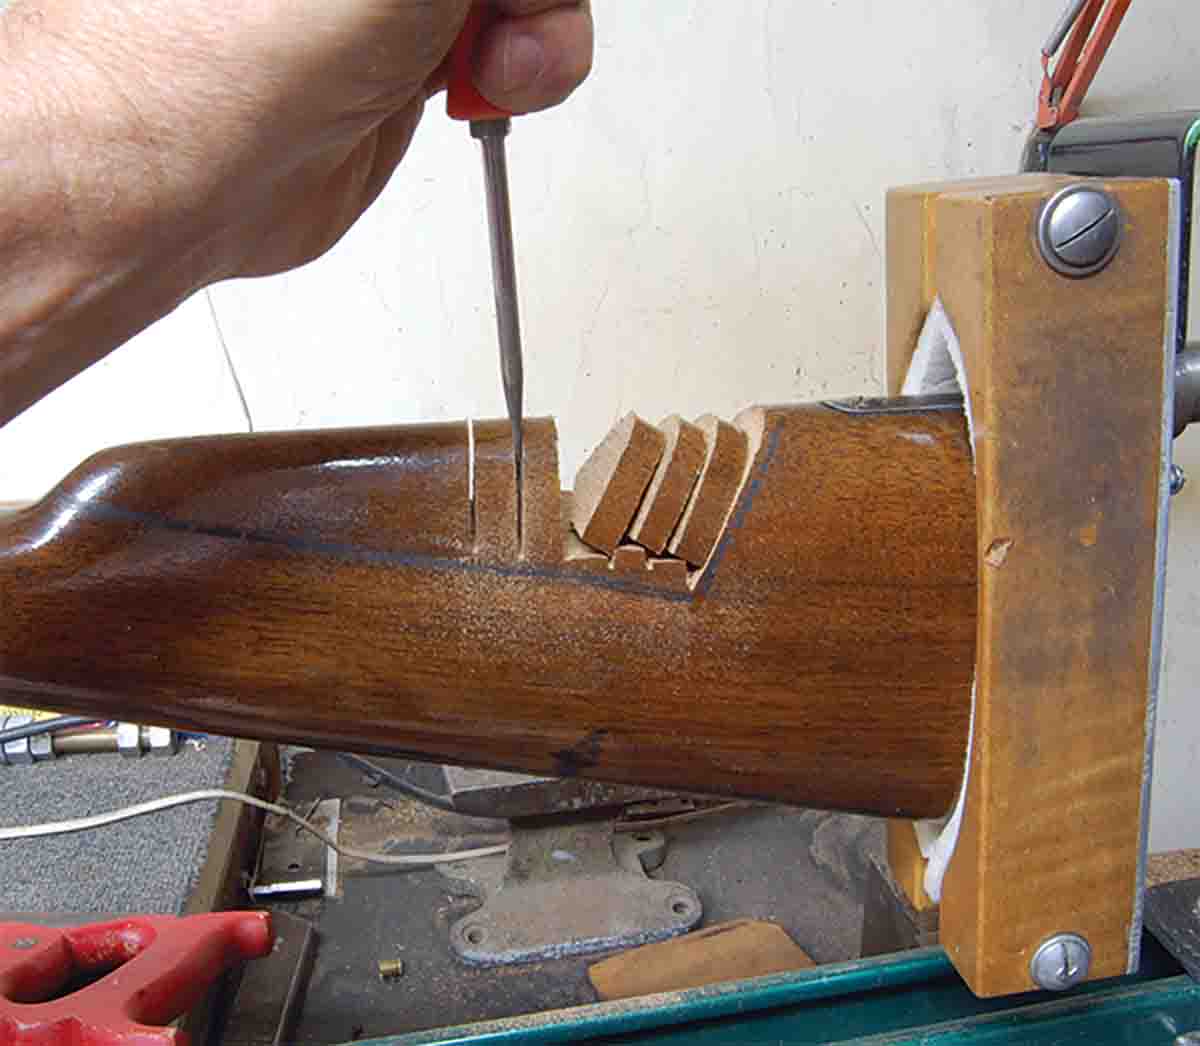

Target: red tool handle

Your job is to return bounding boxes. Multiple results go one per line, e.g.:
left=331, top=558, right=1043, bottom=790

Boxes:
left=446, top=5, right=512, bottom=121
left=0, top=913, right=272, bottom=1046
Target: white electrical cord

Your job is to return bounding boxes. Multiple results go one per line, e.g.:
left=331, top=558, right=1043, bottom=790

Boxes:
left=0, top=788, right=508, bottom=867
left=0, top=789, right=751, bottom=871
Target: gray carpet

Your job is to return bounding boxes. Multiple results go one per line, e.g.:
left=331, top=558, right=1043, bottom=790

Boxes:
left=0, top=737, right=237, bottom=915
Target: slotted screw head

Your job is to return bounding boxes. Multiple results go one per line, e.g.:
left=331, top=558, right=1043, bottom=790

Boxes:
left=1171, top=464, right=1187, bottom=496
left=1037, top=185, right=1123, bottom=277
left=1030, top=933, right=1091, bottom=991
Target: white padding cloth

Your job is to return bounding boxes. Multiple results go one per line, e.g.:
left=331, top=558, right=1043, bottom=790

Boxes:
left=903, top=298, right=976, bottom=904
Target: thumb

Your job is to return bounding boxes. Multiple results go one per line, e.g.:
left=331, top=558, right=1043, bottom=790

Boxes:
left=471, top=3, right=593, bottom=115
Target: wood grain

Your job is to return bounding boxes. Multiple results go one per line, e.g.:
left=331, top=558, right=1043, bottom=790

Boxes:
left=629, top=415, right=705, bottom=554
left=0, top=402, right=976, bottom=818
left=473, top=418, right=560, bottom=563
left=667, top=416, right=749, bottom=567
left=571, top=413, right=666, bottom=555
left=885, top=176, right=1072, bottom=394
left=588, top=919, right=813, bottom=1000
left=931, top=177, right=1170, bottom=996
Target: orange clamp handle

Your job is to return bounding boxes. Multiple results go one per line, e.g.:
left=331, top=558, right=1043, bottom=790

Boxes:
left=447, top=5, right=512, bottom=121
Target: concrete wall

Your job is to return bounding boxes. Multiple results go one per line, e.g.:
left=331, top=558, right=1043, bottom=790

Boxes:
left=3, top=0, right=1198, bottom=849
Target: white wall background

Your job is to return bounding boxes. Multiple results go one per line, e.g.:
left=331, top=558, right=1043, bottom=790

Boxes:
left=2, top=1, right=1198, bottom=849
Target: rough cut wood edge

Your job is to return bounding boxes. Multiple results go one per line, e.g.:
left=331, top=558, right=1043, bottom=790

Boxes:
left=887, top=819, right=936, bottom=913
left=885, top=175, right=1074, bottom=395
left=932, top=177, right=1170, bottom=997
left=686, top=406, right=766, bottom=583
left=588, top=919, right=813, bottom=1000
left=571, top=413, right=666, bottom=555
left=629, top=416, right=706, bottom=553
left=668, top=415, right=749, bottom=566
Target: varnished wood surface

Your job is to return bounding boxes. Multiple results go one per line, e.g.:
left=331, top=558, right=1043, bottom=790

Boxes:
left=930, top=178, right=1171, bottom=996
left=0, top=402, right=977, bottom=819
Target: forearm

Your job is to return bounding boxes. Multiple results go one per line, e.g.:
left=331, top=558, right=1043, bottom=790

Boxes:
left=0, top=8, right=245, bottom=427
left=0, top=0, right=591, bottom=428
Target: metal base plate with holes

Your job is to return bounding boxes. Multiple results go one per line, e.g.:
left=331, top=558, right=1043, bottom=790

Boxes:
left=439, top=819, right=702, bottom=965
left=251, top=799, right=341, bottom=901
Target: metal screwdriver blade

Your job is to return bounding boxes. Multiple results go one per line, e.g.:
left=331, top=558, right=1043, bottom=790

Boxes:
left=471, top=118, right=524, bottom=552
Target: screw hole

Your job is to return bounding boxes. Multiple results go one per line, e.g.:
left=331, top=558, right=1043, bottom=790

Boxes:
left=287, top=861, right=301, bottom=872
left=464, top=926, right=485, bottom=945
left=634, top=834, right=652, bottom=843
left=671, top=900, right=690, bottom=916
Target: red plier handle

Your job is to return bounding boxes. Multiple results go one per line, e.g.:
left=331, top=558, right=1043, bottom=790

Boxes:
left=1036, top=0, right=1133, bottom=132
left=446, top=5, right=512, bottom=121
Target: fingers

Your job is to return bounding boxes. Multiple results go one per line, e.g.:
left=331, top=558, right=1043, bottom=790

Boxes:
left=473, top=1, right=593, bottom=115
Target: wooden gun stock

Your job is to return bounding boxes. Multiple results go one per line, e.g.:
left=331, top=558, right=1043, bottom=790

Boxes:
left=0, top=400, right=976, bottom=819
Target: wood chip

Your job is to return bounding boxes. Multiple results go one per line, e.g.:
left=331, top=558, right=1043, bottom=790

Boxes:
left=611, top=545, right=647, bottom=573
left=588, top=920, right=813, bottom=1001
left=570, top=413, right=666, bottom=555
left=667, top=416, right=749, bottom=566
left=628, top=416, right=706, bottom=554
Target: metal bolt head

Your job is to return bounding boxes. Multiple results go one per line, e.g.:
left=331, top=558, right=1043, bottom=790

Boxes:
left=116, top=722, right=142, bottom=758
left=1030, top=933, right=1092, bottom=991
left=1037, top=185, right=1123, bottom=277
left=145, top=726, right=178, bottom=757
left=29, top=731, right=53, bottom=761
left=1171, top=464, right=1187, bottom=497
left=3, top=715, right=33, bottom=766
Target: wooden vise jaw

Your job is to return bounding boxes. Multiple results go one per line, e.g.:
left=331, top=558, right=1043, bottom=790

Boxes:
left=886, top=175, right=1179, bottom=997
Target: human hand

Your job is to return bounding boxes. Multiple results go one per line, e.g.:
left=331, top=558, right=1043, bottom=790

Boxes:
left=4, top=0, right=594, bottom=282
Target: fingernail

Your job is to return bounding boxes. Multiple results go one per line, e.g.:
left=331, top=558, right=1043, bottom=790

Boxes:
left=502, top=32, right=546, bottom=93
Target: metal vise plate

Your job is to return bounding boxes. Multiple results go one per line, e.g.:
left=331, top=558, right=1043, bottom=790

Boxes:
left=440, top=820, right=701, bottom=966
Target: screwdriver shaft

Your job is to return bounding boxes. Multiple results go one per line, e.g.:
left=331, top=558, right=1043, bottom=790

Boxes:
left=471, top=118, right=524, bottom=551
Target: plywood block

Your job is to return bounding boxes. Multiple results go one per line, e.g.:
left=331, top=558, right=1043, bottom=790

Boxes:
left=629, top=416, right=706, bottom=554
left=667, top=416, right=749, bottom=566
left=570, top=414, right=666, bottom=555
left=931, top=177, right=1171, bottom=996
left=885, top=175, right=1073, bottom=394
left=473, top=418, right=560, bottom=563
left=588, top=920, right=813, bottom=1000
left=887, top=819, right=936, bottom=913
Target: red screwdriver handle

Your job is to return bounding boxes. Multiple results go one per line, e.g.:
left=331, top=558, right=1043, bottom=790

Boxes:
left=447, top=5, right=512, bottom=121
